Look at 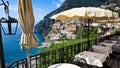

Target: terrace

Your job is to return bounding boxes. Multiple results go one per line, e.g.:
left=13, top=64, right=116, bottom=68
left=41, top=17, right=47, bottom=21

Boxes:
left=0, top=0, right=119, bottom=68
left=7, top=34, right=120, bottom=68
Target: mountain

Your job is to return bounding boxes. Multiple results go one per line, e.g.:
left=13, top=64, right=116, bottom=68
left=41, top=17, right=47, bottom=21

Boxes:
left=35, top=0, right=115, bottom=37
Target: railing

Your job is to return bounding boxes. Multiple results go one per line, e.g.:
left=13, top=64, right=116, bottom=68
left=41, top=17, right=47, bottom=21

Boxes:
left=8, top=34, right=115, bottom=68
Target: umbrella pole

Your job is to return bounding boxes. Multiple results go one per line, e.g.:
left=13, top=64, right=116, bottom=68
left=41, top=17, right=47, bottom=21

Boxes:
left=27, top=48, right=30, bottom=68
left=87, top=19, right=90, bottom=49
left=81, top=24, right=82, bottom=45
left=96, top=27, right=98, bottom=44
left=105, top=26, right=107, bottom=39
left=115, top=21, right=117, bottom=37
left=80, top=21, right=82, bottom=45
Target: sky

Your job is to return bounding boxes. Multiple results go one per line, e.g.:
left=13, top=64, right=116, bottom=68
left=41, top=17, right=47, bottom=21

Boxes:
left=0, top=0, right=65, bottom=25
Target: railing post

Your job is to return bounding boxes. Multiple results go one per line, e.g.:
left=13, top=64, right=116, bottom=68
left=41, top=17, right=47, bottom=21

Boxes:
left=78, top=43, right=80, bottom=53
left=17, top=62, right=19, bottom=68
left=74, top=44, right=76, bottom=54
left=25, top=59, right=28, bottom=68
left=87, top=40, right=90, bottom=50
left=35, top=55, right=38, bottom=68
left=95, top=38, right=97, bottom=45
left=60, top=48, right=64, bottom=63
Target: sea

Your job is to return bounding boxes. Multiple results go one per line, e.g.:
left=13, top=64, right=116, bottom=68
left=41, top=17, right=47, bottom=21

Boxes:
left=2, top=27, right=44, bottom=65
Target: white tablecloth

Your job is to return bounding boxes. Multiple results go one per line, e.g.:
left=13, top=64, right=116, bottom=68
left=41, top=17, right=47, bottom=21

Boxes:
left=92, top=45, right=112, bottom=57
left=48, top=63, right=81, bottom=68
left=100, top=42, right=115, bottom=48
left=104, top=40, right=118, bottom=44
left=74, top=51, right=107, bottom=67
left=111, top=41, right=118, bottom=44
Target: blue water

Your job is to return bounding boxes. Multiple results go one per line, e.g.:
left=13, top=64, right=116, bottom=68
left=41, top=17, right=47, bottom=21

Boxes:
left=2, top=27, right=44, bottom=64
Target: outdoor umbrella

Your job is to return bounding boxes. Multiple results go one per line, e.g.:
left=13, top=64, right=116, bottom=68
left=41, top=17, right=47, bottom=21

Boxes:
left=50, top=7, right=116, bottom=20
left=51, top=7, right=118, bottom=48
left=18, top=0, right=39, bottom=67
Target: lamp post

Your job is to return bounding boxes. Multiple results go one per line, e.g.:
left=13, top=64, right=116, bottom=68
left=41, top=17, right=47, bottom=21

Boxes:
left=0, top=24, right=5, bottom=68
left=0, top=0, right=18, bottom=68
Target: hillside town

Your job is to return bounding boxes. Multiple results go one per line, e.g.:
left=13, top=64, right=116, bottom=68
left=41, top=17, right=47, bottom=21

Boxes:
left=46, top=21, right=76, bottom=42
left=40, top=19, right=120, bottom=48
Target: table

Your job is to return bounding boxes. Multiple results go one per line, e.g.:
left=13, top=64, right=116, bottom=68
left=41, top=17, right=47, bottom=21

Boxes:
left=74, top=51, right=107, bottom=67
left=112, top=44, right=120, bottom=52
left=100, top=42, right=120, bottom=53
left=100, top=42, right=115, bottom=48
left=48, top=63, right=81, bottom=68
left=92, top=45, right=112, bottom=57
left=104, top=40, right=118, bottom=44
left=111, top=41, right=118, bottom=44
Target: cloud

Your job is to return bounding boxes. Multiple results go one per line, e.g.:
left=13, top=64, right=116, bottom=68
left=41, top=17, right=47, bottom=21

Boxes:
left=9, top=5, right=18, bottom=18
left=56, top=3, right=61, bottom=8
left=9, top=5, right=18, bottom=12
left=33, top=6, right=46, bottom=24
left=52, top=0, right=65, bottom=2
left=0, top=4, right=45, bottom=25
left=0, top=6, right=5, bottom=16
left=0, top=4, right=18, bottom=17
left=60, top=0, right=65, bottom=2
left=52, top=0, right=65, bottom=8
left=52, top=1, right=61, bottom=8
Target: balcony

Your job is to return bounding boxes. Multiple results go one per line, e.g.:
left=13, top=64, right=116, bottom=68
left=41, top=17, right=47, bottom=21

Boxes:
left=7, top=34, right=120, bottom=68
